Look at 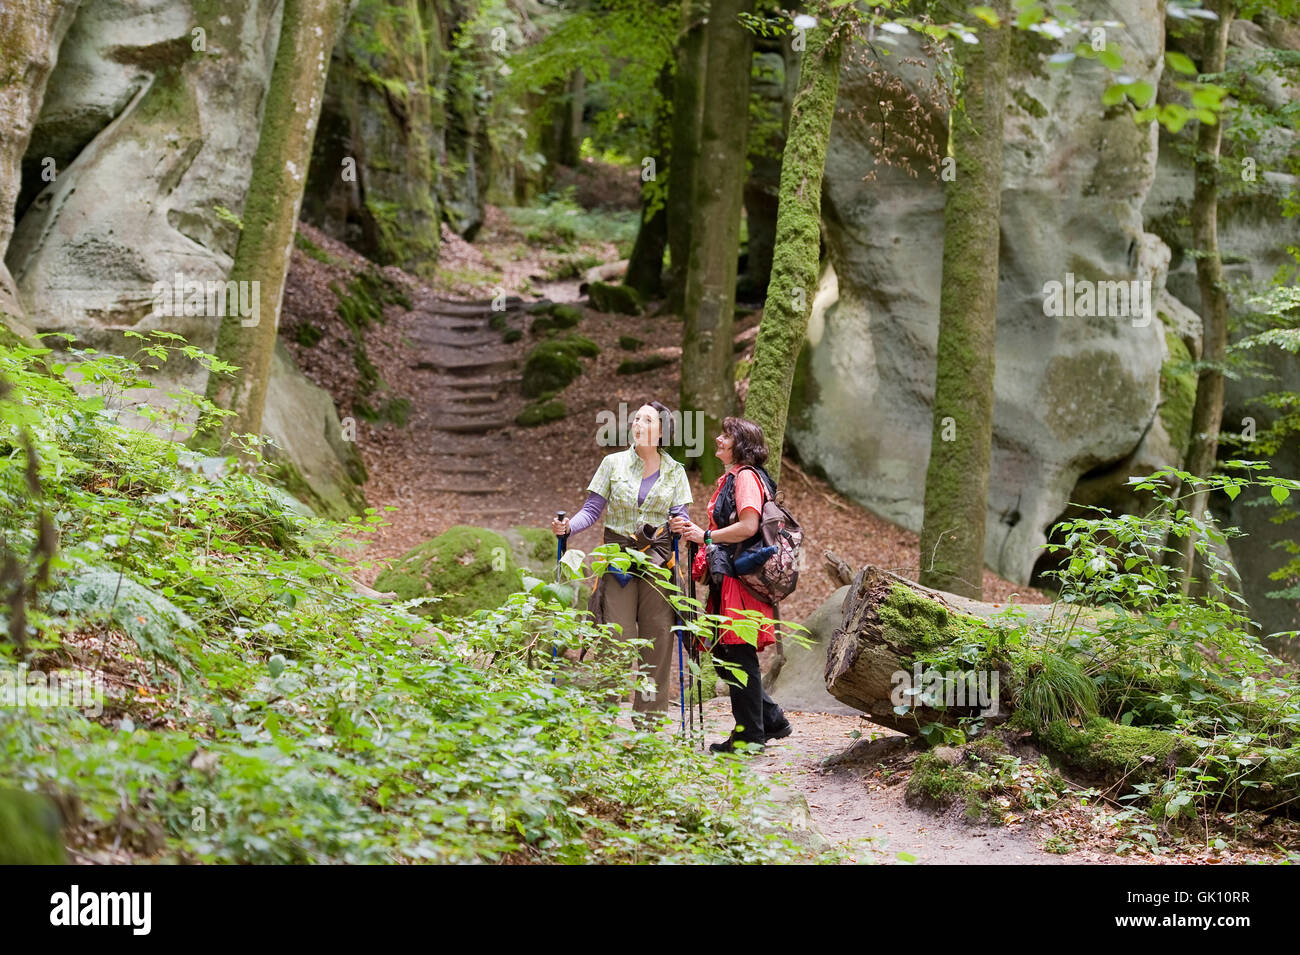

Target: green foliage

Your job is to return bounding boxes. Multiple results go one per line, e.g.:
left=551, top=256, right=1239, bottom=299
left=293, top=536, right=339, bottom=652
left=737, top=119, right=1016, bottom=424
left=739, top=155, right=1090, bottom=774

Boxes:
left=1019, top=652, right=1098, bottom=729
left=501, top=0, right=677, bottom=162
left=294, top=231, right=340, bottom=266
left=0, top=338, right=819, bottom=864
left=906, top=737, right=1067, bottom=823
left=506, top=190, right=640, bottom=251
left=618, top=335, right=643, bottom=352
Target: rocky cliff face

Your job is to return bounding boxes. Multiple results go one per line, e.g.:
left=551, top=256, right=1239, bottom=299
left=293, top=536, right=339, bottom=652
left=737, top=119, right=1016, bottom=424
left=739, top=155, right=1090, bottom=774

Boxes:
left=790, top=3, right=1300, bottom=635
left=0, top=0, right=365, bottom=518
left=0, top=0, right=81, bottom=335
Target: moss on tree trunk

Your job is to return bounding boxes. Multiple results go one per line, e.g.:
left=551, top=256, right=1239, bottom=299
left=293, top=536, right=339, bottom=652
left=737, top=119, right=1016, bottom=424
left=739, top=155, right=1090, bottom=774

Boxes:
left=744, top=12, right=844, bottom=485
left=1174, top=0, right=1235, bottom=594
left=917, top=0, right=1011, bottom=599
left=197, top=0, right=351, bottom=453
left=680, top=0, right=753, bottom=483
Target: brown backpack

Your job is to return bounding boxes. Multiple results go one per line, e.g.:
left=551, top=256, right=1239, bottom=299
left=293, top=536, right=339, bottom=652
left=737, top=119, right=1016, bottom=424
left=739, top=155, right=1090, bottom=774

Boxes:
left=722, top=466, right=803, bottom=605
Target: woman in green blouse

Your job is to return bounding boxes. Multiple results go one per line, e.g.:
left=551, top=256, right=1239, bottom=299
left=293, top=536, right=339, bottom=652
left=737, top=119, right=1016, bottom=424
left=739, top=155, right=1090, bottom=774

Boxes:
left=551, top=401, right=693, bottom=721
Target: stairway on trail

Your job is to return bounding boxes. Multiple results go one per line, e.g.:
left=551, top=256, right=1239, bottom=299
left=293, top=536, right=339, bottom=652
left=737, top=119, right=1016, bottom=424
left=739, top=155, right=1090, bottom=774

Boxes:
left=402, top=293, right=534, bottom=517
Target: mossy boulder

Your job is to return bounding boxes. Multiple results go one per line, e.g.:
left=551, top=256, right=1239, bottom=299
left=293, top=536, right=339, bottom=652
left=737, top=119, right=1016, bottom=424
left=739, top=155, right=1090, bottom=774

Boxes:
left=516, top=399, right=566, bottom=427
left=374, top=526, right=519, bottom=621
left=0, top=791, right=65, bottom=864
left=549, top=304, right=583, bottom=328
left=618, top=335, right=643, bottom=352
left=505, top=525, right=559, bottom=573
left=587, top=281, right=643, bottom=316
left=617, top=354, right=673, bottom=375
left=521, top=336, right=600, bottom=397
left=521, top=342, right=583, bottom=398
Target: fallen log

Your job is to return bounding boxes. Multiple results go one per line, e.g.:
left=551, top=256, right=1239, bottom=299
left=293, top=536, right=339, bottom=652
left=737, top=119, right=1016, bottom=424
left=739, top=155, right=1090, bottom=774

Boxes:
left=825, top=564, right=1052, bottom=734
left=824, top=565, right=1300, bottom=812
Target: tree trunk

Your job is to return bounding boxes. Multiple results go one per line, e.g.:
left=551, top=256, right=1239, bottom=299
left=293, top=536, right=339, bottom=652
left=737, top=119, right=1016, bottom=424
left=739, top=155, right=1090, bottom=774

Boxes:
left=826, top=565, right=1051, bottom=733
left=917, top=1, right=1011, bottom=599
left=662, top=0, right=708, bottom=315
left=196, top=0, right=351, bottom=453
left=1175, top=1, right=1235, bottom=595
left=826, top=564, right=1300, bottom=811
left=625, top=64, right=673, bottom=300
left=680, top=0, right=753, bottom=483
left=743, top=13, right=844, bottom=485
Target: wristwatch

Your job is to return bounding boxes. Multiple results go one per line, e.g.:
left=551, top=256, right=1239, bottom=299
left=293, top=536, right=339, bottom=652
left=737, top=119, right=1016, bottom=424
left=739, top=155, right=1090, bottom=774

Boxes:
left=704, top=533, right=712, bottom=545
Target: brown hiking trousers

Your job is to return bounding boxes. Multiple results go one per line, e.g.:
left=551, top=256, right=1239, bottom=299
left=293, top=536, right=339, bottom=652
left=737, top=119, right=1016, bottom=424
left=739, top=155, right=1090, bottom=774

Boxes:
left=601, top=572, right=677, bottom=714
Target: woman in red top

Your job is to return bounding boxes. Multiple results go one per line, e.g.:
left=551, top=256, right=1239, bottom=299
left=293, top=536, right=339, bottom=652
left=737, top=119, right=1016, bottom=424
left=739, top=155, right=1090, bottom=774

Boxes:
left=670, top=416, right=791, bottom=753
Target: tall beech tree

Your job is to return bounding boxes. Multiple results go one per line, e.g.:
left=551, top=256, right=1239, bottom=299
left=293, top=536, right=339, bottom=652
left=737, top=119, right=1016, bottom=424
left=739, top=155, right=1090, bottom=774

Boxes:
left=918, top=1, right=1011, bottom=600
left=1173, top=0, right=1235, bottom=594
left=745, top=11, right=845, bottom=485
left=681, top=0, right=754, bottom=483
left=624, top=64, right=672, bottom=299
left=663, top=0, right=709, bottom=314
left=197, top=0, right=351, bottom=453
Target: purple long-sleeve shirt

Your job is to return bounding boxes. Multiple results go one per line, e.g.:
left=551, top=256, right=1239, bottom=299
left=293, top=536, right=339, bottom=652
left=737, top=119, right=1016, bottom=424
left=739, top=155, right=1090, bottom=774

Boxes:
left=567, top=471, right=688, bottom=536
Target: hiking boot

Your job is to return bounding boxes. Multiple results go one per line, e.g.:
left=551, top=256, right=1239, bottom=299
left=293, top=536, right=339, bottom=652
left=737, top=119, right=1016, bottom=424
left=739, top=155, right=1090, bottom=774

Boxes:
left=709, top=736, right=765, bottom=755
left=765, top=720, right=793, bottom=742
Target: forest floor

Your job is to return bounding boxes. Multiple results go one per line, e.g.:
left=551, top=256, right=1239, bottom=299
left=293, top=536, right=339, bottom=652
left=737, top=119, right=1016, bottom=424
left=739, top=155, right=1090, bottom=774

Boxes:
left=282, top=160, right=1300, bottom=864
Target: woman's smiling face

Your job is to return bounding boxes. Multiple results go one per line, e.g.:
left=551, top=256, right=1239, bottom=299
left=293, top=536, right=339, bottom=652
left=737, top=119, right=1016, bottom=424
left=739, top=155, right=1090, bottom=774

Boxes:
left=631, top=404, right=661, bottom=449
left=715, top=430, right=734, bottom=465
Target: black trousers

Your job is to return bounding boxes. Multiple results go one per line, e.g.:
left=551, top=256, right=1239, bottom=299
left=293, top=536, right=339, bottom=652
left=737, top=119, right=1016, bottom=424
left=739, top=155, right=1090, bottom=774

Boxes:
left=712, top=641, right=786, bottom=744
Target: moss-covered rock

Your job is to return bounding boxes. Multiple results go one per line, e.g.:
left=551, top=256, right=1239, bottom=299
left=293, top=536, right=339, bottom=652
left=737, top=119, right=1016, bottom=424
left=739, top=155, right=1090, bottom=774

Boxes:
left=521, top=342, right=583, bottom=398
left=503, top=328, right=523, bottom=344
left=516, top=399, right=566, bottom=427
left=549, top=303, right=583, bottom=328
left=587, top=281, right=643, bottom=316
left=618, top=335, right=643, bottom=352
left=374, top=526, right=519, bottom=621
left=617, top=354, right=674, bottom=375
left=507, top=526, right=559, bottom=570
left=0, top=790, right=65, bottom=864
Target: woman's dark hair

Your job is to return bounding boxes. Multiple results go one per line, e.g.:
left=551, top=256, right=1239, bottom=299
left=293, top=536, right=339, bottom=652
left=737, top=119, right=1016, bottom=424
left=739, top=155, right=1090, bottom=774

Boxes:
left=722, top=416, right=768, bottom=467
left=641, top=399, right=675, bottom=446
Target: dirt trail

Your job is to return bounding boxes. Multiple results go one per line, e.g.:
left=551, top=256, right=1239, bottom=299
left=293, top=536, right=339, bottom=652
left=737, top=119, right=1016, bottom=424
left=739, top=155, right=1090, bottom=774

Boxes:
left=677, top=698, right=1070, bottom=864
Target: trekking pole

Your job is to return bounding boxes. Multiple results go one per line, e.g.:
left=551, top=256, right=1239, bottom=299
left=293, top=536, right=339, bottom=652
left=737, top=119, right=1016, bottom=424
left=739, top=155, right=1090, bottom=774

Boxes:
left=552, top=510, right=568, bottom=684
left=687, top=539, right=703, bottom=748
left=672, top=531, right=686, bottom=737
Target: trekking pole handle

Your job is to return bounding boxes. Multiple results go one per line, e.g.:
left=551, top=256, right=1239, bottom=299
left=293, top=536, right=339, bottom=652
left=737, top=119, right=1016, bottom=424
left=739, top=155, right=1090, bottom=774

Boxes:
left=556, top=510, right=568, bottom=558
